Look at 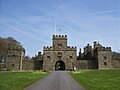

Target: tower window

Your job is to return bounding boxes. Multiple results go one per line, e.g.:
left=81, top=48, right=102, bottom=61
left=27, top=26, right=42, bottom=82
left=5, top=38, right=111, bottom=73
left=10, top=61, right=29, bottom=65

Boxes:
left=47, top=56, right=50, bottom=59
left=12, top=64, right=15, bottom=67
left=12, top=55, right=15, bottom=57
left=7, top=55, right=11, bottom=57
left=58, top=44, right=62, bottom=47
left=104, top=62, right=107, bottom=65
left=58, top=52, right=62, bottom=55
left=69, top=56, right=73, bottom=59
left=104, top=56, right=107, bottom=60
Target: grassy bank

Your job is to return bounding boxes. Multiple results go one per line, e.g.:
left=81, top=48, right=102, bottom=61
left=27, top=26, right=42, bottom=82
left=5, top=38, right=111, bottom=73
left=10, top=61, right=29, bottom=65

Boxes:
left=0, top=71, right=48, bottom=90
left=70, top=69, right=120, bottom=90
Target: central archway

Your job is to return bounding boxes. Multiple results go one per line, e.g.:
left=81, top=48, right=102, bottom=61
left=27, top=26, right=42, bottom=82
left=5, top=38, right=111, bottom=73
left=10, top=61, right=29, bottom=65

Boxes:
left=55, top=60, right=65, bottom=70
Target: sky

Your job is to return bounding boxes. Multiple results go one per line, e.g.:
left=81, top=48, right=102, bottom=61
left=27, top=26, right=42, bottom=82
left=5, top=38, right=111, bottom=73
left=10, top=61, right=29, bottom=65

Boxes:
left=0, top=0, right=120, bottom=57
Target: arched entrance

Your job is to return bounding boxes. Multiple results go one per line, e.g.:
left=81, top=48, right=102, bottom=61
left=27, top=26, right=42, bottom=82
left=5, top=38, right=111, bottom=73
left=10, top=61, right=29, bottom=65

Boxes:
left=55, top=60, right=65, bottom=70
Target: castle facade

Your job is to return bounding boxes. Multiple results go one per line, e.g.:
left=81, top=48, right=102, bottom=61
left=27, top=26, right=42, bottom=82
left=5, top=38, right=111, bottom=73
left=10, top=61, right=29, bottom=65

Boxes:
left=43, top=35, right=77, bottom=70
left=1, top=35, right=120, bottom=71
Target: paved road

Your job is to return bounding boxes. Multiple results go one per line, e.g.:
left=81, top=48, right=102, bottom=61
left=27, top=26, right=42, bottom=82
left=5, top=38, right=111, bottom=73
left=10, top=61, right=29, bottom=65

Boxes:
left=25, top=71, right=84, bottom=90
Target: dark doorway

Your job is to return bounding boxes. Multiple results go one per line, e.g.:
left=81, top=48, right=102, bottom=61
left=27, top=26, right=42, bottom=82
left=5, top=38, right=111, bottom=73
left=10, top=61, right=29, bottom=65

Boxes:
left=55, top=60, right=65, bottom=70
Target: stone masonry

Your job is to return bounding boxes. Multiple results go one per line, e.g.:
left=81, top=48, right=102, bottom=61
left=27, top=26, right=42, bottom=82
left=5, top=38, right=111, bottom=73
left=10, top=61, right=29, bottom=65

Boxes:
left=5, top=46, right=25, bottom=70
left=43, top=35, right=77, bottom=70
left=1, top=35, right=120, bottom=71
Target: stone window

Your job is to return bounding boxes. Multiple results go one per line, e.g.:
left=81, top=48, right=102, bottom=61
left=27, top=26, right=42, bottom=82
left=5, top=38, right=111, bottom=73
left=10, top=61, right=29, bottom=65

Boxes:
left=47, top=56, right=50, bottom=59
left=7, top=55, right=11, bottom=57
left=11, top=55, right=18, bottom=57
left=58, top=44, right=62, bottom=47
left=12, top=55, right=15, bottom=57
left=69, top=56, right=73, bottom=59
left=104, top=56, right=107, bottom=60
left=104, top=62, right=107, bottom=65
left=12, top=64, right=15, bottom=67
left=58, top=52, right=62, bottom=55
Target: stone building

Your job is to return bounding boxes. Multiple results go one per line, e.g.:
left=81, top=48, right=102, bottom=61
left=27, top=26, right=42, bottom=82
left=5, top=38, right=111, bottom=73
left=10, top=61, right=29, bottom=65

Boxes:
left=43, top=35, right=77, bottom=70
left=111, top=52, right=120, bottom=68
left=4, top=46, right=43, bottom=71
left=5, top=46, right=25, bottom=70
left=1, top=35, right=120, bottom=71
left=22, top=52, right=43, bottom=70
left=77, top=41, right=112, bottom=69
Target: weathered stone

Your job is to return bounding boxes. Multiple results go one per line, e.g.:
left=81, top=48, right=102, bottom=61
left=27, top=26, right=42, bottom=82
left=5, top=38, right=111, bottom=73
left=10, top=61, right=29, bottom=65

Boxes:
left=5, top=46, right=25, bottom=71
left=2, top=35, right=120, bottom=71
left=43, top=35, right=77, bottom=70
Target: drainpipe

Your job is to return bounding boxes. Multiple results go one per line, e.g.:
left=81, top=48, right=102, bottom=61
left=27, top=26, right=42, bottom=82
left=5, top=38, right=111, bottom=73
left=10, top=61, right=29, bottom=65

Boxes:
left=20, top=51, right=23, bottom=71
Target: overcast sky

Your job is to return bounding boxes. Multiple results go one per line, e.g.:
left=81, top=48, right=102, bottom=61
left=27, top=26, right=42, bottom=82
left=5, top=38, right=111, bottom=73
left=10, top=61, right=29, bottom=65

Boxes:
left=0, top=0, right=120, bottom=56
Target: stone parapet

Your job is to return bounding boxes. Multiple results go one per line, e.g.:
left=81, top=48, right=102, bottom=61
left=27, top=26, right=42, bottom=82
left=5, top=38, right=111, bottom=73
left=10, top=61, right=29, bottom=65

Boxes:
left=67, top=46, right=77, bottom=51
left=53, top=35, right=67, bottom=40
left=43, top=46, right=52, bottom=50
left=97, top=47, right=111, bottom=51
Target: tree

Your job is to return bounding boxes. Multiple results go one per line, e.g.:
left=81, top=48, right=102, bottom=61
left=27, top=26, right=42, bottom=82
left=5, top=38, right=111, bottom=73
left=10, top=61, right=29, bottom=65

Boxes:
left=0, top=37, right=23, bottom=63
left=0, top=38, right=7, bottom=63
left=6, top=37, right=22, bottom=48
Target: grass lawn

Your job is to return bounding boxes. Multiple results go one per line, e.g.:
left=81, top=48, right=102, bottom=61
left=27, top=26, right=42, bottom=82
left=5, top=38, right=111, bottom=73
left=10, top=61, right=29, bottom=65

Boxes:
left=0, top=71, right=48, bottom=90
left=70, top=69, right=120, bottom=90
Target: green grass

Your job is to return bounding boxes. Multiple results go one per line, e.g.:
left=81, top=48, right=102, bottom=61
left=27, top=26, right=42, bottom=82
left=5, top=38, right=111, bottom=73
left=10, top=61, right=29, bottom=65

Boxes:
left=0, top=71, right=48, bottom=90
left=70, top=69, right=120, bottom=90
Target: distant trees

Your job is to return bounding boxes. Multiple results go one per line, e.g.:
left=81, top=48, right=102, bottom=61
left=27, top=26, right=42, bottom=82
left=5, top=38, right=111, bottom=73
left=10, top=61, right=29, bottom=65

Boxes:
left=6, top=37, right=22, bottom=47
left=0, top=37, right=23, bottom=63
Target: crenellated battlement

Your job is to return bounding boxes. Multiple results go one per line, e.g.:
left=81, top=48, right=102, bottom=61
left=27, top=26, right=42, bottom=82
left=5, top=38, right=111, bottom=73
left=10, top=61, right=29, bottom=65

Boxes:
left=43, top=46, right=52, bottom=50
left=67, top=46, right=77, bottom=51
left=67, top=46, right=76, bottom=49
left=53, top=35, right=67, bottom=38
left=44, top=46, right=52, bottom=48
left=43, top=46, right=77, bottom=50
left=97, top=47, right=111, bottom=51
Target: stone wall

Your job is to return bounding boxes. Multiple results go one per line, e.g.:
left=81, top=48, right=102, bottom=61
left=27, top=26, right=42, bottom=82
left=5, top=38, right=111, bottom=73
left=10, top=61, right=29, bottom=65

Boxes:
left=22, top=60, right=43, bottom=70
left=111, top=52, right=120, bottom=68
left=43, top=49, right=77, bottom=70
left=76, top=60, right=98, bottom=69
left=22, top=60, right=34, bottom=70
left=3, top=35, right=120, bottom=71
left=0, top=63, right=6, bottom=71
left=111, top=59, right=120, bottom=68
left=93, top=46, right=112, bottom=69
left=34, top=60, right=43, bottom=70
left=97, top=48, right=112, bottom=69
left=43, top=35, right=77, bottom=71
left=5, top=47, right=25, bottom=71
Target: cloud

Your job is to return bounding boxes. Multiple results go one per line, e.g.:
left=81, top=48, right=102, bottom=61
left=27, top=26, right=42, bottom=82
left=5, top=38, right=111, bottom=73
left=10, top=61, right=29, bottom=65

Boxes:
left=88, top=9, right=120, bottom=15
left=0, top=22, right=49, bottom=43
left=0, top=0, right=119, bottom=55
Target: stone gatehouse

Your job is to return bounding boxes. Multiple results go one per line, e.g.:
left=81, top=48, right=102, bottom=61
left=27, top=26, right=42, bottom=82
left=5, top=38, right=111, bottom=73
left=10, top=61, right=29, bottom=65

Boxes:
left=1, top=35, right=120, bottom=71
left=43, top=35, right=77, bottom=70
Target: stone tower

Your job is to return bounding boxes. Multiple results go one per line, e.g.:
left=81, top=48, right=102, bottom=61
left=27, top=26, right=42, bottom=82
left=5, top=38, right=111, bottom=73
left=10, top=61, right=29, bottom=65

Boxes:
left=97, top=47, right=112, bottom=69
left=94, top=42, right=112, bottom=69
left=43, top=35, right=77, bottom=70
left=6, top=46, right=25, bottom=70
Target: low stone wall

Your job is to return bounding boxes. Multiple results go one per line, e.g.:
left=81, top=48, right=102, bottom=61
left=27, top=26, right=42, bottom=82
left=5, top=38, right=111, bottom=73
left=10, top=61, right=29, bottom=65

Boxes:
left=22, top=60, right=34, bottom=70
left=34, top=60, right=43, bottom=70
left=111, top=52, right=120, bottom=68
left=22, top=60, right=43, bottom=70
left=76, top=60, right=98, bottom=69
left=111, top=59, right=120, bottom=68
